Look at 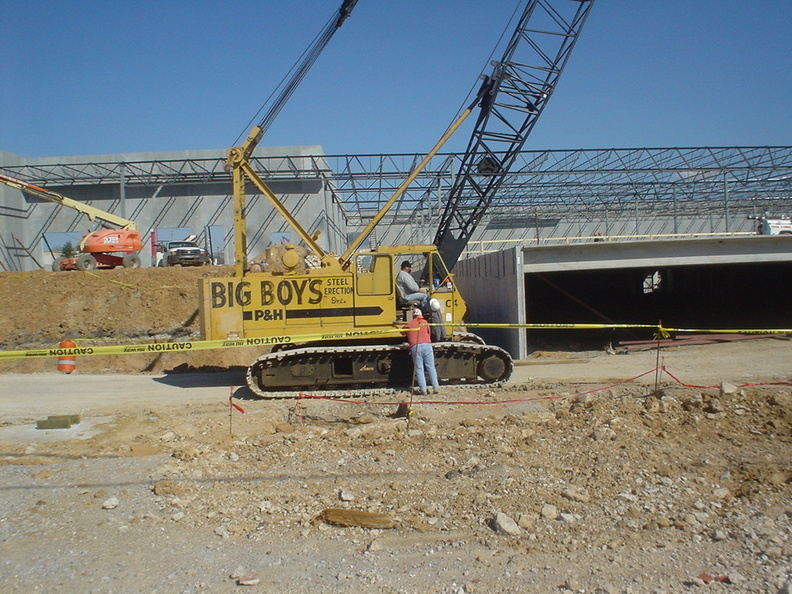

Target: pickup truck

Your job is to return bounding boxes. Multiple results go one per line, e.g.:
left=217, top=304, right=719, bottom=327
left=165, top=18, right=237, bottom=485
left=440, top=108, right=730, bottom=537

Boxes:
left=750, top=215, right=792, bottom=235
left=158, top=241, right=211, bottom=267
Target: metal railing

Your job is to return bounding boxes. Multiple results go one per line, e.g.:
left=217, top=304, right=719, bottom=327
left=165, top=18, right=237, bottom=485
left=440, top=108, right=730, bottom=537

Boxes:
left=462, top=231, right=757, bottom=257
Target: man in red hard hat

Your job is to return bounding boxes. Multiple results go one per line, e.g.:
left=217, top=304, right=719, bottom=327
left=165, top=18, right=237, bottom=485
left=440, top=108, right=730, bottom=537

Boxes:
left=402, top=308, right=440, bottom=395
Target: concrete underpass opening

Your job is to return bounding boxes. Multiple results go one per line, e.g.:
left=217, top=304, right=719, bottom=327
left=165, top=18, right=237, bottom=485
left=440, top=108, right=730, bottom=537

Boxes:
left=525, top=262, right=792, bottom=350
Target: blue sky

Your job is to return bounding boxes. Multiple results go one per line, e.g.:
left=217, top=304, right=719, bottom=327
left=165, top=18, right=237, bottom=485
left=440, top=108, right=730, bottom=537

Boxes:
left=1, top=0, right=790, bottom=159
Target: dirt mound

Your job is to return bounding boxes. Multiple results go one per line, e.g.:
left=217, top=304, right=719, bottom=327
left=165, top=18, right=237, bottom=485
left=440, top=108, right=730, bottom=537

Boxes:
left=0, top=265, right=260, bottom=373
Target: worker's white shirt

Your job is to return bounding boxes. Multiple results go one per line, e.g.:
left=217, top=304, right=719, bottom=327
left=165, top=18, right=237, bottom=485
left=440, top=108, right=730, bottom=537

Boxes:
left=397, top=269, right=420, bottom=296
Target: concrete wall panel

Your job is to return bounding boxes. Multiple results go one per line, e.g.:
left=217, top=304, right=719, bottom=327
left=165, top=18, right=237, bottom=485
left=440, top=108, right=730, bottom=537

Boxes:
left=454, top=247, right=526, bottom=360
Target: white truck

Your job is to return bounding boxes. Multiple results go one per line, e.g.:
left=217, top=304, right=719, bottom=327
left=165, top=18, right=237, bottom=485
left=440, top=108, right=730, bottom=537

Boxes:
left=157, top=240, right=211, bottom=267
left=750, top=214, right=792, bottom=235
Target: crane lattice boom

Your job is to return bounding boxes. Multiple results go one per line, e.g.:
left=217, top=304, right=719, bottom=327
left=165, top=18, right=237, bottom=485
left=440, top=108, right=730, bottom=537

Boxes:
left=434, top=0, right=595, bottom=270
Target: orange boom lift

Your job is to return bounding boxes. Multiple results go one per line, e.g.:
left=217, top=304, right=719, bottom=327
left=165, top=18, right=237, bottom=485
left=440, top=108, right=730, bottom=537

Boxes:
left=0, top=172, right=142, bottom=271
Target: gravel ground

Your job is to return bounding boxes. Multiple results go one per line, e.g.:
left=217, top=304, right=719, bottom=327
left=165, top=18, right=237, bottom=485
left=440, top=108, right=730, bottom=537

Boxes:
left=1, top=345, right=791, bottom=593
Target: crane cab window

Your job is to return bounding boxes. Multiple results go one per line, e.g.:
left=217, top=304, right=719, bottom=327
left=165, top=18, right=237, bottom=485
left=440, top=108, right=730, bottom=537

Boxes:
left=430, top=255, right=453, bottom=293
left=355, top=254, right=392, bottom=296
left=394, top=251, right=454, bottom=294
left=395, top=253, right=429, bottom=289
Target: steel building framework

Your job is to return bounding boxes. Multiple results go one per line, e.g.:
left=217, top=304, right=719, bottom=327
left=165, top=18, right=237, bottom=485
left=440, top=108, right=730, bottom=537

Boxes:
left=3, top=145, right=791, bottom=239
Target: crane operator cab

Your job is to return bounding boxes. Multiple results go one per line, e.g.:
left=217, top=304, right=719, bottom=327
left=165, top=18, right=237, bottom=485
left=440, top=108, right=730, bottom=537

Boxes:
left=352, top=245, right=461, bottom=327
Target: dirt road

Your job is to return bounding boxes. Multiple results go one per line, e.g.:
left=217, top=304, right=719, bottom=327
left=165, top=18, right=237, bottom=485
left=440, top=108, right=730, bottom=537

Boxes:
left=3, top=337, right=789, bottom=421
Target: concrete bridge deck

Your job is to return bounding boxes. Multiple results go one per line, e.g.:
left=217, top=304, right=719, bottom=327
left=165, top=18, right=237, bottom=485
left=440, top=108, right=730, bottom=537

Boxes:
left=521, top=235, right=792, bottom=272
left=455, top=235, right=792, bottom=359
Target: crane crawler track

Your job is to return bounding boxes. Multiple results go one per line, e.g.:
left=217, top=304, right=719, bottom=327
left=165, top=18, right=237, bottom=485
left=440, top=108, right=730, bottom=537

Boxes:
left=245, top=341, right=513, bottom=399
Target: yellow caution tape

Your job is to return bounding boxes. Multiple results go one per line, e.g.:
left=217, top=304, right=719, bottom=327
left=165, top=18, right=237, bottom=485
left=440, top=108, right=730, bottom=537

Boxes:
left=1, top=322, right=789, bottom=362
left=463, top=322, right=791, bottom=334
left=0, top=327, right=405, bottom=361
left=661, top=326, right=792, bottom=335
left=462, top=323, right=658, bottom=330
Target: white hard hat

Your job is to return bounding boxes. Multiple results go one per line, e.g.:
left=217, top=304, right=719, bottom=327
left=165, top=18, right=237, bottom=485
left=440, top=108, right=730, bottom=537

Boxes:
left=429, top=298, right=441, bottom=312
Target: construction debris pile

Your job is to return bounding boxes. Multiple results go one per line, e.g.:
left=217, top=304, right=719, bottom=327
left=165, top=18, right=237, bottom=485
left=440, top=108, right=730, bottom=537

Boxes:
left=1, top=376, right=791, bottom=591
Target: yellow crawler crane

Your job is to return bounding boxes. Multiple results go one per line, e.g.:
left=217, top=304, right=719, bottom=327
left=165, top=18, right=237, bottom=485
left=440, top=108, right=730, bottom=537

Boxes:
left=199, top=91, right=513, bottom=396
left=197, top=1, right=512, bottom=396
left=199, top=0, right=595, bottom=396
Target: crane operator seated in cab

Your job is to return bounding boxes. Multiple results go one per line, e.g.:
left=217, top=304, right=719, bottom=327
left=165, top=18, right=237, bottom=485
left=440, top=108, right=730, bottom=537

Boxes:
left=396, top=260, right=429, bottom=311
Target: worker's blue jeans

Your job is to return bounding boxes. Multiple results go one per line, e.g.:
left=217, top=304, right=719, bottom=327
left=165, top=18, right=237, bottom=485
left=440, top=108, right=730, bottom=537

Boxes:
left=410, top=343, right=439, bottom=394
left=404, top=292, right=429, bottom=310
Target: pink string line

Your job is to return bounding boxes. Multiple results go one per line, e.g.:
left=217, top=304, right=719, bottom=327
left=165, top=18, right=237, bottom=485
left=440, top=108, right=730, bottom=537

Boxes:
left=661, top=365, right=792, bottom=390
left=291, top=367, right=689, bottom=407
left=291, top=366, right=792, bottom=407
